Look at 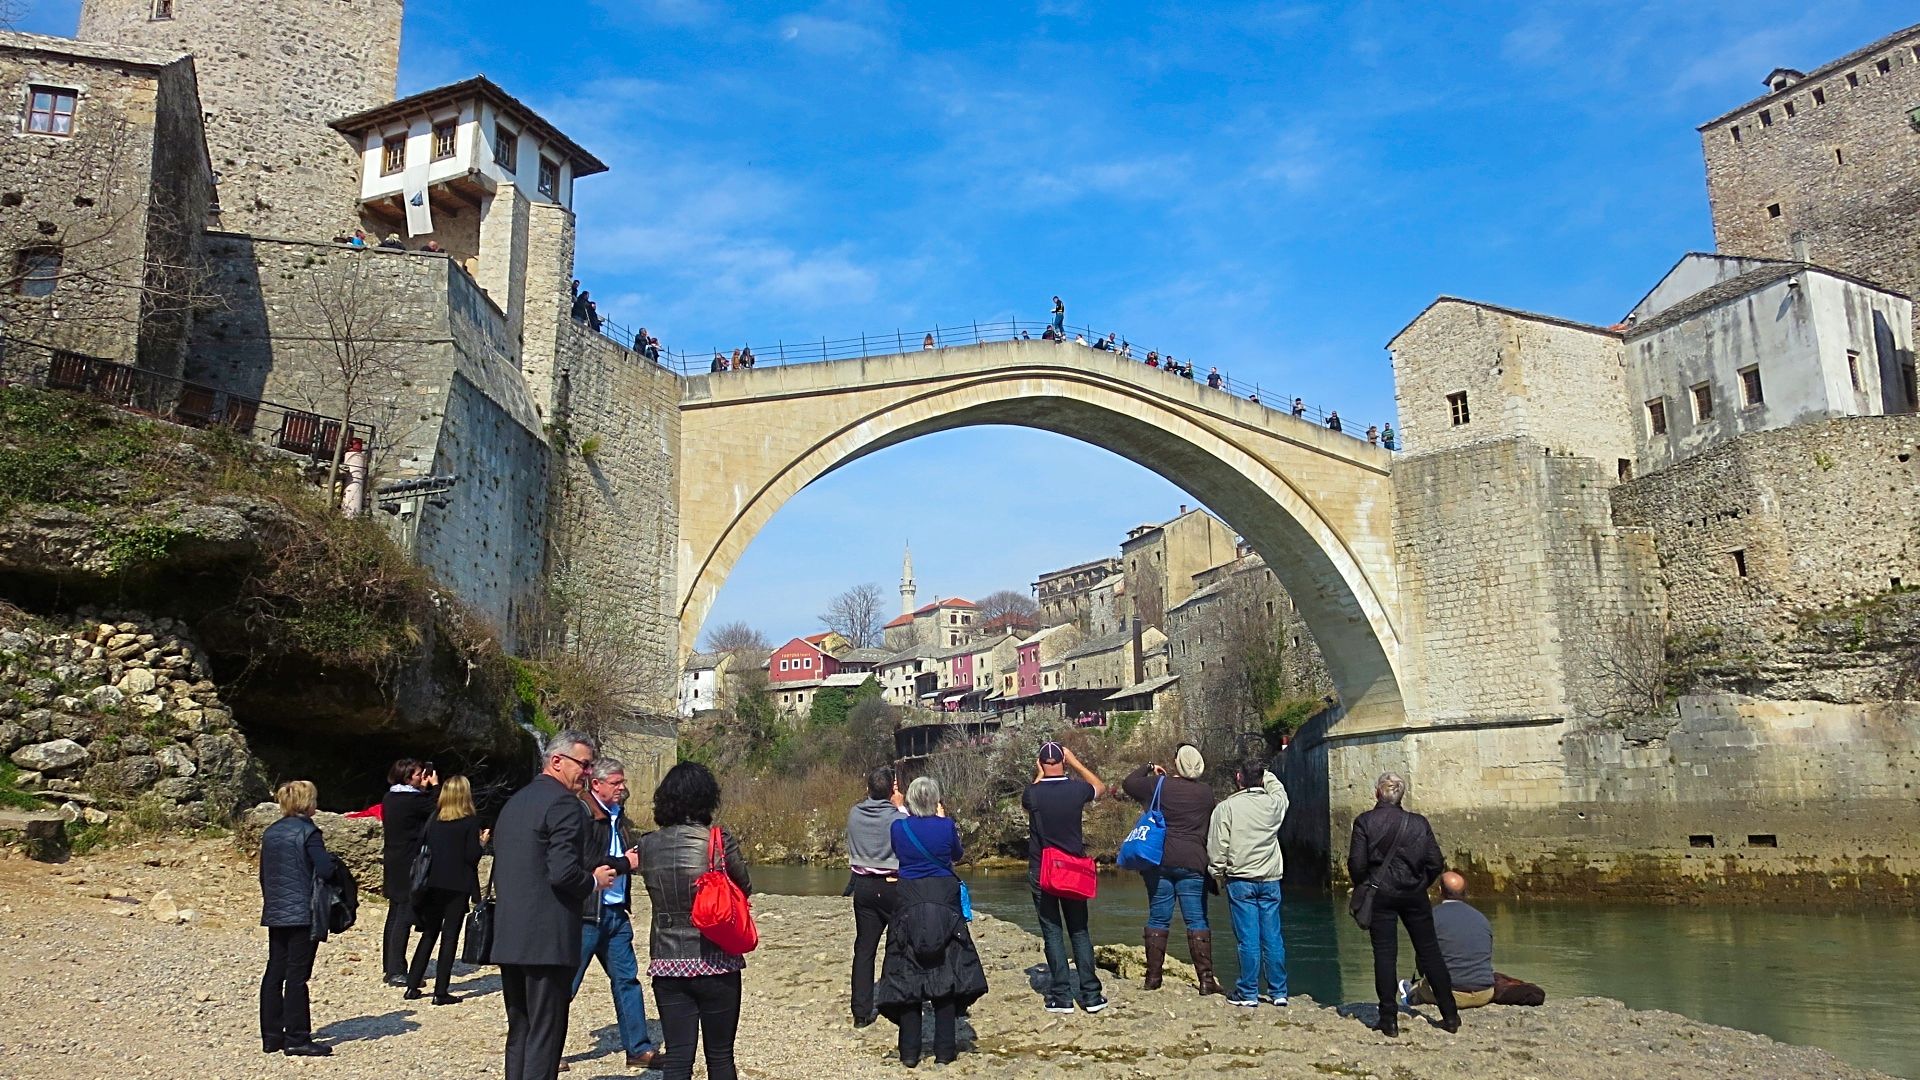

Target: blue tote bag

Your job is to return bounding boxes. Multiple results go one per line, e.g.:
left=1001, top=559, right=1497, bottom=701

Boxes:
left=900, top=820, right=973, bottom=921
left=1116, top=776, right=1167, bottom=870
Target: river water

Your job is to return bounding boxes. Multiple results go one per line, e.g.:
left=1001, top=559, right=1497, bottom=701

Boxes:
left=751, top=863, right=1920, bottom=1078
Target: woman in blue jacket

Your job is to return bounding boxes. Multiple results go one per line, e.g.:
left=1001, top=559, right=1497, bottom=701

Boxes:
left=876, top=777, right=987, bottom=1067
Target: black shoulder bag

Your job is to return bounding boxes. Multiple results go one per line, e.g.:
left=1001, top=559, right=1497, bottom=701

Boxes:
left=461, top=861, right=496, bottom=965
left=1347, top=811, right=1412, bottom=930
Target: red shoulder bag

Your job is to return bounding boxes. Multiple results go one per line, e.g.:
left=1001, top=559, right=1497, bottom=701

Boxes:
left=690, top=825, right=758, bottom=954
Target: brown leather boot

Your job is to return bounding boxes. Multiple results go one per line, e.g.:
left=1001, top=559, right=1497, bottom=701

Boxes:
left=1142, top=928, right=1170, bottom=990
left=1188, top=930, right=1219, bottom=996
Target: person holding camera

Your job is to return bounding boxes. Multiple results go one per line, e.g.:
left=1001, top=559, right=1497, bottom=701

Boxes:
left=381, top=758, right=440, bottom=985
left=1121, top=744, right=1219, bottom=995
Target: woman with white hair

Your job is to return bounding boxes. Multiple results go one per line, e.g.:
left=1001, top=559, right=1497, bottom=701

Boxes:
left=875, top=776, right=987, bottom=1067
left=1347, top=771, right=1458, bottom=1038
left=1121, top=743, right=1219, bottom=995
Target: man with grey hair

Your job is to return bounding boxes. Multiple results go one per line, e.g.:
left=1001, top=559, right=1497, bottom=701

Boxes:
left=494, top=731, right=617, bottom=1080
left=562, top=757, right=660, bottom=1072
left=1348, top=770, right=1458, bottom=1038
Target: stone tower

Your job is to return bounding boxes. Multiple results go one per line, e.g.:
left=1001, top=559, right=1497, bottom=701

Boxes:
left=77, top=0, right=406, bottom=239
left=900, top=543, right=917, bottom=616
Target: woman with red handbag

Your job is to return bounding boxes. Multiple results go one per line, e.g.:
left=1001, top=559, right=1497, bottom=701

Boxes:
left=636, top=763, right=753, bottom=1080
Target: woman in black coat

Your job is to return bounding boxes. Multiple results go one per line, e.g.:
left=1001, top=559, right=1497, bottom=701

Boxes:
left=259, top=780, right=342, bottom=1058
left=404, top=774, right=488, bottom=1004
left=380, top=758, right=438, bottom=985
left=874, top=777, right=987, bottom=1068
left=1347, top=771, right=1459, bottom=1038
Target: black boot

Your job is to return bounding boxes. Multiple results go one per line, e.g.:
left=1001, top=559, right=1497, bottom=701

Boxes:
left=1375, top=1012, right=1399, bottom=1038
left=1142, top=928, right=1170, bottom=990
left=1187, top=931, right=1219, bottom=997
left=261, top=1036, right=283, bottom=1054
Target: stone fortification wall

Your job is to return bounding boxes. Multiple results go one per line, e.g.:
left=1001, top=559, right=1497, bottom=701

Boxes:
left=1326, top=694, right=1919, bottom=901
left=134, top=52, right=212, bottom=380
left=78, top=0, right=404, bottom=240
left=1698, top=26, right=1920, bottom=330
left=1389, top=300, right=1634, bottom=468
left=546, top=323, right=682, bottom=744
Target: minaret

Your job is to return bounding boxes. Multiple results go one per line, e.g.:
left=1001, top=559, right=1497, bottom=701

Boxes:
left=900, top=543, right=918, bottom=616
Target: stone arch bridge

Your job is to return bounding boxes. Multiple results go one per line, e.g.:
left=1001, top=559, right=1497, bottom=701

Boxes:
left=676, top=340, right=1404, bottom=733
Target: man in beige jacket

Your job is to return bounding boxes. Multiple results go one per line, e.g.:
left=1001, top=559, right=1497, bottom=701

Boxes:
left=1207, top=755, right=1291, bottom=1007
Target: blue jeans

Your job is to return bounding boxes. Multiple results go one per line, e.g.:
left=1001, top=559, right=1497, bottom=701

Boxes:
left=1225, top=878, right=1287, bottom=1000
left=571, top=905, right=654, bottom=1055
left=1142, top=866, right=1209, bottom=931
left=1029, top=866, right=1102, bottom=1003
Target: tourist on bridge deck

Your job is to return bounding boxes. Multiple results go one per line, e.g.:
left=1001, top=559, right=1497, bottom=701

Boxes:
left=845, top=766, right=908, bottom=1028
left=259, top=779, right=348, bottom=1057
left=1398, top=872, right=1546, bottom=1012
left=1292, top=397, right=1306, bottom=418
left=1349, top=771, right=1460, bottom=1038
left=1024, top=741, right=1108, bottom=1014
left=923, top=332, right=936, bottom=350
left=1209, top=755, right=1292, bottom=1007
left=1207, top=366, right=1222, bottom=389
left=1367, top=425, right=1380, bottom=446
left=403, top=774, right=487, bottom=1006
left=1146, top=352, right=1160, bottom=368
left=1248, top=392, right=1260, bottom=404
left=1050, top=295, right=1065, bottom=334
left=1119, top=340, right=1132, bottom=358
left=1122, top=745, right=1220, bottom=996
left=571, top=291, right=592, bottom=323
left=1326, top=410, right=1343, bottom=433
left=1382, top=424, right=1397, bottom=450
left=876, top=777, right=987, bottom=1067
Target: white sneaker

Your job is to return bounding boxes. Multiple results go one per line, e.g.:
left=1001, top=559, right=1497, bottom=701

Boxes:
left=1226, top=996, right=1260, bottom=1008
left=1261, top=994, right=1288, bottom=1007
left=1396, top=979, right=1413, bottom=1009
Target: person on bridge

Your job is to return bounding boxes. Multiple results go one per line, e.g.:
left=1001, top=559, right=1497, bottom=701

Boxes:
left=923, top=333, right=936, bottom=350
left=1397, top=872, right=1545, bottom=1012
left=1291, top=397, right=1306, bottom=418
left=1382, top=423, right=1397, bottom=451
left=845, top=766, right=907, bottom=1028
left=1050, top=295, right=1065, bottom=334
left=1207, top=367, right=1222, bottom=389
left=1326, top=410, right=1343, bottom=433
left=710, top=352, right=726, bottom=373
left=1146, top=351, right=1160, bottom=368
left=1123, top=745, right=1220, bottom=996
left=1367, top=425, right=1380, bottom=446
left=1349, top=771, right=1459, bottom=1038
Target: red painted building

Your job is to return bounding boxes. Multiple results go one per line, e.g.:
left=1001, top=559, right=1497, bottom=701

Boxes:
left=769, top=632, right=845, bottom=683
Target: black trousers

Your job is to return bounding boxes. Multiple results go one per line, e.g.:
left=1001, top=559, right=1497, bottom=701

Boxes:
left=407, top=887, right=467, bottom=996
left=261, top=925, right=320, bottom=1043
left=848, top=873, right=898, bottom=1020
left=898, top=996, right=959, bottom=1064
left=502, top=963, right=573, bottom=1080
left=653, top=971, right=741, bottom=1080
left=382, top=893, right=415, bottom=977
left=1369, top=891, right=1459, bottom=1023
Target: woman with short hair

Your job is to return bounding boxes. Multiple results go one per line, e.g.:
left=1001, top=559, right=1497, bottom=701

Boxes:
left=876, top=776, right=987, bottom=1068
left=259, top=780, right=342, bottom=1057
left=637, top=762, right=750, bottom=1080
left=404, top=774, right=488, bottom=1004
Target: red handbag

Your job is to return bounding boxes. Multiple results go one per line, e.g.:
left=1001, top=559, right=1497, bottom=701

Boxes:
left=690, top=825, right=758, bottom=954
left=1038, top=846, right=1099, bottom=900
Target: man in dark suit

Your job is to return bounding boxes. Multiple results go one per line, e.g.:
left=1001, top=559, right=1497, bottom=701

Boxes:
left=492, top=731, right=615, bottom=1080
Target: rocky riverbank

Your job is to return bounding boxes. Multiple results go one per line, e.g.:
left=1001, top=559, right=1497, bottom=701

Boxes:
left=0, top=836, right=1893, bottom=1080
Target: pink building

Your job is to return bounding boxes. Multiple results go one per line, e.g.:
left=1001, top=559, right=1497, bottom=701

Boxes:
left=769, top=632, right=843, bottom=684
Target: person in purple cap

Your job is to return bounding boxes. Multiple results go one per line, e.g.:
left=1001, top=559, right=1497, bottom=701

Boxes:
left=1022, top=741, right=1107, bottom=1014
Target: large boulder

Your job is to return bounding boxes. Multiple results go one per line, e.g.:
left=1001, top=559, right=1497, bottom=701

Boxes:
left=236, top=803, right=385, bottom=894
left=10, top=738, right=90, bottom=775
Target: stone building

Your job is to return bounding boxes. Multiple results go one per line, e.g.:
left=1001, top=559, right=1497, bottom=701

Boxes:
left=1697, top=24, right=1920, bottom=334
left=1118, top=506, right=1238, bottom=629
left=0, top=30, right=212, bottom=375
left=1032, top=556, right=1122, bottom=628
left=678, top=651, right=734, bottom=718
left=77, top=0, right=404, bottom=240
left=1165, top=551, right=1332, bottom=705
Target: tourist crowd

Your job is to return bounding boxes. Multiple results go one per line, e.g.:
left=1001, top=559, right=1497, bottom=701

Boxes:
left=259, top=734, right=1542, bottom=1071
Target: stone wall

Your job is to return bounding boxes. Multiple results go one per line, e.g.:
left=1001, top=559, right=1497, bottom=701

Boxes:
left=1698, top=26, right=1920, bottom=334
left=1325, top=695, right=1919, bottom=901
left=1389, top=299, right=1635, bottom=469
left=78, top=0, right=404, bottom=240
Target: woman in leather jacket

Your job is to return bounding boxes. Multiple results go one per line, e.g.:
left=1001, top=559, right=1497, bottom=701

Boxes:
left=636, top=762, right=750, bottom=1080
left=258, top=780, right=343, bottom=1057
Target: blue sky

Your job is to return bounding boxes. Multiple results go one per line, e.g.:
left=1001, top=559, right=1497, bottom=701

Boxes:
left=26, top=0, right=1905, bottom=643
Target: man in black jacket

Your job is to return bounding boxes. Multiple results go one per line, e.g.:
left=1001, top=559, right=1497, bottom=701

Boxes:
left=380, top=758, right=438, bottom=985
left=1347, top=771, right=1460, bottom=1038
left=493, top=731, right=615, bottom=1080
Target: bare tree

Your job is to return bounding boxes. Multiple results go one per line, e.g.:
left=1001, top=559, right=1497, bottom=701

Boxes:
left=821, top=582, right=886, bottom=648
left=976, top=589, right=1039, bottom=631
left=291, top=255, right=419, bottom=507
left=1590, top=615, right=1673, bottom=724
left=704, top=620, right=770, bottom=656
left=0, top=2, right=24, bottom=31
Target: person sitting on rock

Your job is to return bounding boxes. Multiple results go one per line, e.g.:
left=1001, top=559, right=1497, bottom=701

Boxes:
left=1398, top=872, right=1546, bottom=1011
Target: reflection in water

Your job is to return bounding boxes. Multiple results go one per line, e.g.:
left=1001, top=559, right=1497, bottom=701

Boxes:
left=751, top=863, right=1920, bottom=1079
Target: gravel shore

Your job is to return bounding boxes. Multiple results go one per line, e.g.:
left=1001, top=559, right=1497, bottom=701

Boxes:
left=0, top=838, right=1893, bottom=1080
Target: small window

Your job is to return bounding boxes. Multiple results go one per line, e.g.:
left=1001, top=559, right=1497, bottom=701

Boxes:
left=1783, top=100, right=1796, bottom=118
left=538, top=157, right=560, bottom=198
left=1730, top=126, right=1742, bottom=144
left=1876, top=58, right=1891, bottom=75
left=13, top=244, right=61, bottom=297
left=1739, top=365, right=1764, bottom=407
left=151, top=0, right=175, bottom=18
left=1446, top=390, right=1470, bottom=426
left=382, top=137, right=405, bottom=174
left=1689, top=834, right=1716, bottom=848
left=1748, top=834, right=1778, bottom=848
left=494, top=123, right=518, bottom=171
left=1767, top=203, right=1782, bottom=218
left=1847, top=71, right=1859, bottom=88
left=1813, top=87, right=1827, bottom=105
left=1646, top=398, right=1667, bottom=435
left=1731, top=549, right=1748, bottom=577
left=1692, top=383, right=1713, bottom=421
left=1759, top=108, right=1772, bottom=127
left=1617, top=458, right=1633, bottom=480
left=432, top=122, right=457, bottom=161
left=1847, top=350, right=1861, bottom=390
left=26, top=86, right=77, bottom=136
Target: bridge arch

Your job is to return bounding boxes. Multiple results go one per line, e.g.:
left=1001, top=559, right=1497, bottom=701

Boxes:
left=677, top=341, right=1403, bottom=730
